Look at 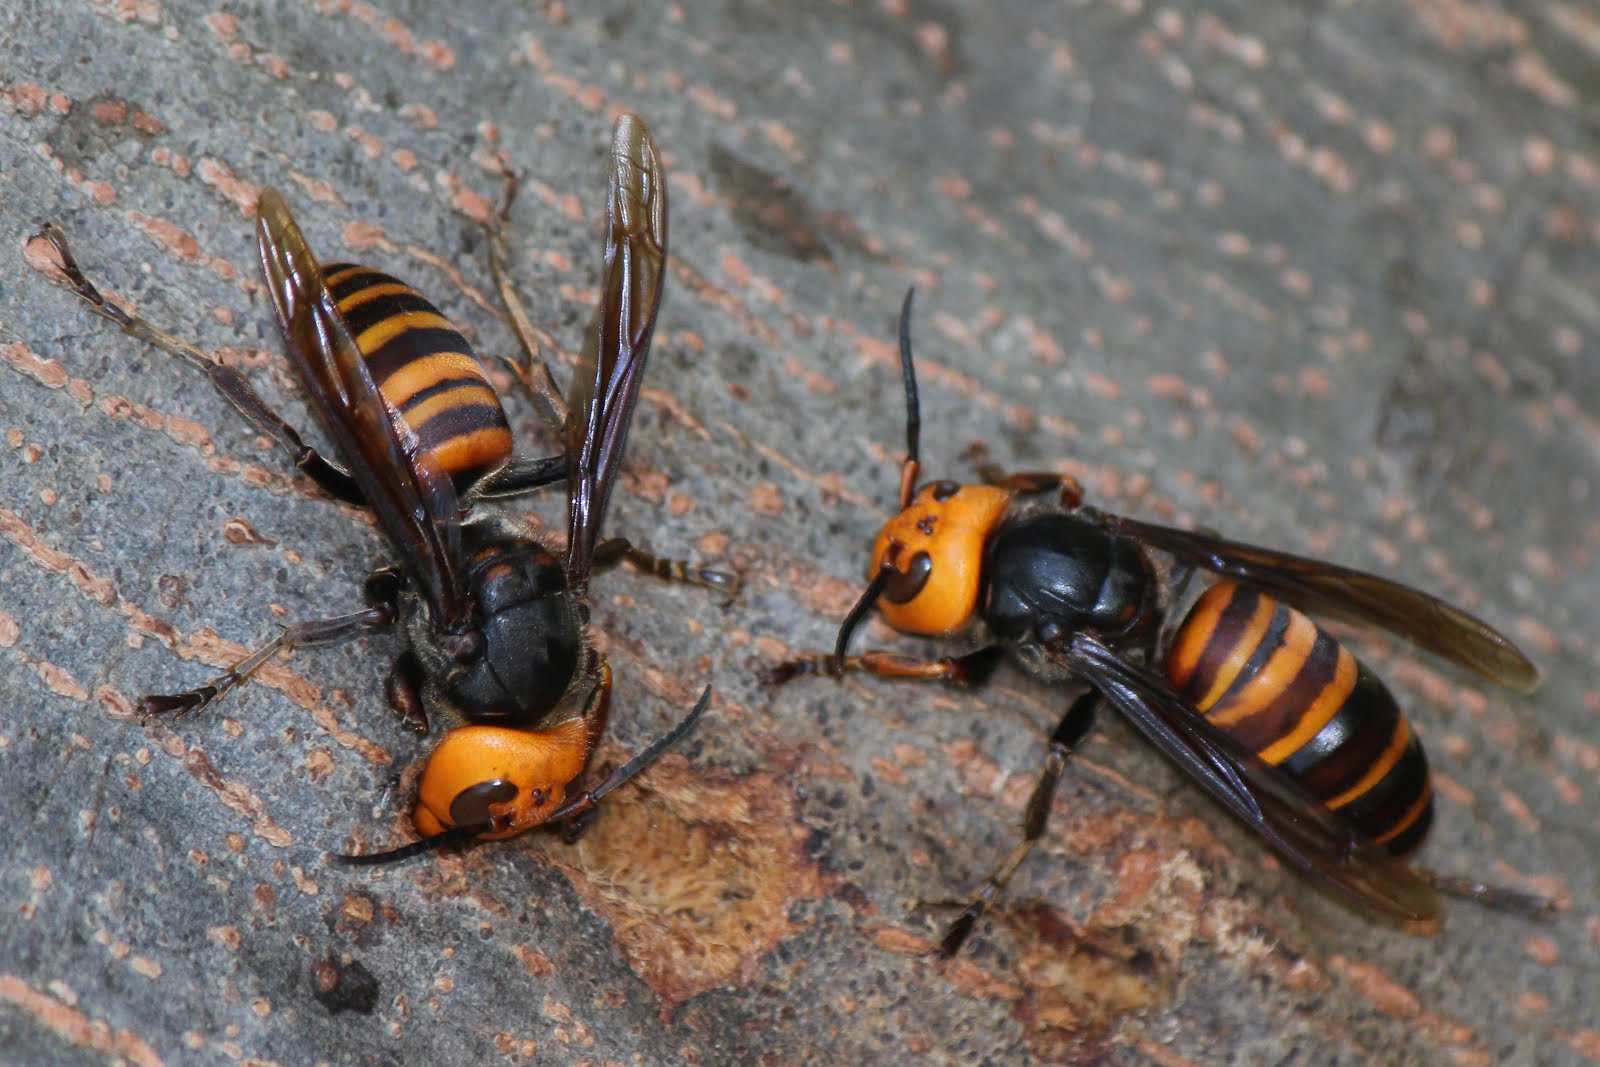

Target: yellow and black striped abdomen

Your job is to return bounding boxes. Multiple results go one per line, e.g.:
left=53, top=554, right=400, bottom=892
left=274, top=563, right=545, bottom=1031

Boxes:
left=322, top=263, right=512, bottom=496
left=1166, top=580, right=1433, bottom=856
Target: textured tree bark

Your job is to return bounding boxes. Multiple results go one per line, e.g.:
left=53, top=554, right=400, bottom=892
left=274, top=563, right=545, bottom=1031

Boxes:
left=1, top=1, right=1595, bottom=1064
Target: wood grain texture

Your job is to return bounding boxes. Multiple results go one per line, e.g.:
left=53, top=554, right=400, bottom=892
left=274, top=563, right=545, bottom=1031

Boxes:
left=1, top=1, right=1596, bottom=1064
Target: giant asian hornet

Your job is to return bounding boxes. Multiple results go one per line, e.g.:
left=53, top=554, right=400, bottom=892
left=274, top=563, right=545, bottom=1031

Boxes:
left=769, top=290, right=1549, bottom=957
left=30, top=114, right=730, bottom=860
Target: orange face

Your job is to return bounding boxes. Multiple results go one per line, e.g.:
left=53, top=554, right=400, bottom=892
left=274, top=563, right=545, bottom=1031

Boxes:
left=412, top=718, right=594, bottom=840
left=868, top=481, right=1012, bottom=636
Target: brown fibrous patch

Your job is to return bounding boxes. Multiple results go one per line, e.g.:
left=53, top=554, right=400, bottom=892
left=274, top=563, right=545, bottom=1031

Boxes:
left=536, top=753, right=823, bottom=1014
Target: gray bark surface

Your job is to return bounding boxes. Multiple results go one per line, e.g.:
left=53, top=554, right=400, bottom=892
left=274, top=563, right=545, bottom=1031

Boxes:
left=1, top=1, right=1596, bottom=1064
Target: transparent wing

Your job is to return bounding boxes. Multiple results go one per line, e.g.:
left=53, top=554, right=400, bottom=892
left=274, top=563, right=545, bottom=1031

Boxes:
left=563, top=114, right=668, bottom=592
left=1119, top=517, right=1539, bottom=692
left=256, top=188, right=466, bottom=627
left=1059, top=633, right=1442, bottom=921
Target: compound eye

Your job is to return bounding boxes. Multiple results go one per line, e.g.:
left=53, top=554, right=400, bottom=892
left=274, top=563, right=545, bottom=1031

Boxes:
left=883, top=551, right=933, bottom=605
left=449, top=779, right=517, bottom=828
left=929, top=480, right=961, bottom=501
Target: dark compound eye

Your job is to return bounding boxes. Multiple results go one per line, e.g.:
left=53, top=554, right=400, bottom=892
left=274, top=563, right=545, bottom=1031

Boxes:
left=930, top=481, right=961, bottom=501
left=884, top=551, right=933, bottom=604
left=450, top=779, right=517, bottom=828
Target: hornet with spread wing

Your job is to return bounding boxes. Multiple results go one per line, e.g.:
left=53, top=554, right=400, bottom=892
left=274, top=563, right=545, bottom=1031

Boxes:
left=31, top=114, right=727, bottom=859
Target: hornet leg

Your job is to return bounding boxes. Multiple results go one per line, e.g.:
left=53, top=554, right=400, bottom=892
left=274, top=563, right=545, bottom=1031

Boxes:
left=141, top=606, right=393, bottom=720
left=593, top=536, right=740, bottom=599
left=27, top=224, right=367, bottom=505
left=484, top=171, right=568, bottom=431
left=963, top=441, right=1085, bottom=506
left=935, top=688, right=1099, bottom=958
left=763, top=647, right=1006, bottom=688
left=383, top=650, right=430, bottom=736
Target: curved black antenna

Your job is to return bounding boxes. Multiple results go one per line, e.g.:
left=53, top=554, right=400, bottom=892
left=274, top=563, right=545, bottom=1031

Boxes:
left=544, top=685, right=713, bottom=824
left=833, top=567, right=892, bottom=673
left=328, top=823, right=487, bottom=867
left=896, top=287, right=922, bottom=510
left=834, top=288, right=922, bottom=672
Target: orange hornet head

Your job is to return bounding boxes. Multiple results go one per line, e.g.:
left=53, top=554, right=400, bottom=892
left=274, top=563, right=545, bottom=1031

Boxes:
left=868, top=481, right=1013, bottom=636
left=831, top=288, right=1016, bottom=669
left=411, top=718, right=594, bottom=840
